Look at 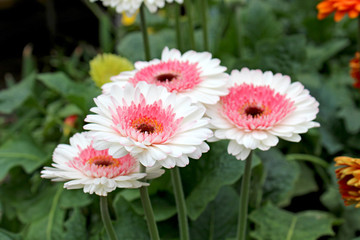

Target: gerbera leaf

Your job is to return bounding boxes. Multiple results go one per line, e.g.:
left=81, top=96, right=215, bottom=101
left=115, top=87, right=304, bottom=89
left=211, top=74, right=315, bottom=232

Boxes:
left=249, top=203, right=336, bottom=240
left=112, top=196, right=149, bottom=239
left=64, top=208, right=87, bottom=240
left=184, top=140, right=260, bottom=220
left=0, top=135, right=48, bottom=180
left=190, top=186, right=239, bottom=240
left=0, top=72, right=36, bottom=114
left=258, top=149, right=301, bottom=206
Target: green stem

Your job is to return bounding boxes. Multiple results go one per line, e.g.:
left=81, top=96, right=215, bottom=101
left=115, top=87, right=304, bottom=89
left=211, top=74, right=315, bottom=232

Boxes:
left=184, top=0, right=195, bottom=49
left=200, top=0, right=209, bottom=51
left=171, top=167, right=190, bottom=240
left=100, top=196, right=118, bottom=240
left=235, top=4, right=242, bottom=57
left=236, top=152, right=253, bottom=240
left=140, top=4, right=151, bottom=61
left=140, top=165, right=160, bottom=240
left=46, top=186, right=63, bottom=240
left=174, top=3, right=182, bottom=50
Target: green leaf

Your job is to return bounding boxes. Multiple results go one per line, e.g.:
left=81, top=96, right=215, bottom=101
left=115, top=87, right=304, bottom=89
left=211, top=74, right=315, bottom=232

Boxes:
left=289, top=162, right=318, bottom=198
left=250, top=203, right=335, bottom=240
left=259, top=149, right=301, bottom=206
left=0, top=135, right=48, bottom=180
left=286, top=154, right=329, bottom=168
left=242, top=0, right=282, bottom=45
left=336, top=208, right=360, bottom=240
left=185, top=141, right=260, bottom=220
left=190, top=186, right=239, bottom=240
left=0, top=72, right=36, bottom=114
left=21, top=185, right=65, bottom=240
left=319, top=126, right=344, bottom=154
left=254, top=35, right=307, bottom=76
left=305, top=39, right=350, bottom=71
left=130, top=194, right=177, bottom=222
left=37, top=72, right=100, bottom=112
left=0, top=229, right=22, bottom=240
left=60, top=189, right=93, bottom=208
left=338, top=105, right=360, bottom=134
left=112, top=196, right=149, bottom=239
left=64, top=209, right=87, bottom=240
left=117, top=29, right=176, bottom=62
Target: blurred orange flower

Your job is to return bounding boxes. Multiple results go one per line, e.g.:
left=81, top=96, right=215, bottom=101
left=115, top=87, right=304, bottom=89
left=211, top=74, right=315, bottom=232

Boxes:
left=350, top=52, right=360, bottom=89
left=335, top=156, right=360, bottom=207
left=317, top=0, right=360, bottom=21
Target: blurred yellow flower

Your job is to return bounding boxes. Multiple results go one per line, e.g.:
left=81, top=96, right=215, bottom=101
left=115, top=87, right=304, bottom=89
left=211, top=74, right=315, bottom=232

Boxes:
left=335, top=156, right=360, bottom=207
left=122, top=11, right=138, bottom=26
left=89, top=53, right=134, bottom=87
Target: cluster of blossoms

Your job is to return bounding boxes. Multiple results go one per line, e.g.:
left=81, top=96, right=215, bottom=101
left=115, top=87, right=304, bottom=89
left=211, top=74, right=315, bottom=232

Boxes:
left=89, top=0, right=183, bottom=15
left=42, top=46, right=320, bottom=196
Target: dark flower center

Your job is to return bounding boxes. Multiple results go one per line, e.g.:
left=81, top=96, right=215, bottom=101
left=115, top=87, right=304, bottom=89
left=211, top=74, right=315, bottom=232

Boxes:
left=245, top=106, right=264, bottom=118
left=156, top=73, right=178, bottom=82
left=136, top=123, right=155, bottom=134
left=93, top=159, right=114, bottom=167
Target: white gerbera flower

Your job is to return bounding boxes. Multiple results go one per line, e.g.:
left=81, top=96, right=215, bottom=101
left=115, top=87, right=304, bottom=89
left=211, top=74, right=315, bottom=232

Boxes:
left=207, top=68, right=320, bottom=160
left=41, top=132, right=164, bottom=196
left=84, top=82, right=213, bottom=168
left=104, top=47, right=229, bottom=105
left=89, top=0, right=183, bottom=16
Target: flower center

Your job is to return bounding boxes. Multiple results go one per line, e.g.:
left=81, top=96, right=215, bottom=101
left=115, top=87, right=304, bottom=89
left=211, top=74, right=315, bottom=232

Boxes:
left=131, top=116, right=163, bottom=134
left=156, top=73, right=178, bottom=82
left=94, top=159, right=114, bottom=167
left=245, top=106, right=264, bottom=118
left=222, top=84, right=295, bottom=130
left=130, top=60, right=201, bottom=92
left=136, top=123, right=155, bottom=134
left=88, top=155, right=119, bottom=167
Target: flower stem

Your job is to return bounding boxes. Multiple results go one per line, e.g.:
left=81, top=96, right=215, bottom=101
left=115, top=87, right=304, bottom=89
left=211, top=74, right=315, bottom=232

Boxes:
left=171, top=167, right=190, bottom=240
left=184, top=0, right=195, bottom=49
left=235, top=4, right=242, bottom=58
left=140, top=164, right=160, bottom=240
left=100, top=196, right=118, bottom=240
left=200, top=0, right=209, bottom=51
left=174, top=3, right=182, bottom=51
left=140, top=4, right=151, bottom=61
left=236, top=151, right=253, bottom=240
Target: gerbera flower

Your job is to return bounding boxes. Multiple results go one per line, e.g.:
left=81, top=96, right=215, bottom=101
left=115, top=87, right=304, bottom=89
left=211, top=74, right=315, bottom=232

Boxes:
left=206, top=68, right=320, bottom=160
left=335, top=156, right=360, bottom=207
left=316, top=0, right=360, bottom=22
left=84, top=82, right=212, bottom=168
left=350, top=52, right=360, bottom=89
left=89, top=0, right=183, bottom=16
left=104, top=47, right=229, bottom=105
left=41, top=132, right=164, bottom=196
left=89, top=53, right=134, bottom=88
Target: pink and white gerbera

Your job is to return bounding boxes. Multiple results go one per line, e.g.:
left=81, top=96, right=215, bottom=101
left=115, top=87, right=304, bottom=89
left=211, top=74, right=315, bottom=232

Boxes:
left=89, top=0, right=183, bottom=16
left=103, top=47, right=229, bottom=105
left=206, top=68, right=320, bottom=160
left=41, top=132, right=164, bottom=196
left=84, top=82, right=213, bottom=168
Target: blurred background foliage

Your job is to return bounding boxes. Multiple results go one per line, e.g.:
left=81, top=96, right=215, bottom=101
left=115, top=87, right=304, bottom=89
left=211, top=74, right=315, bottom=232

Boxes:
left=1, top=0, right=360, bottom=239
